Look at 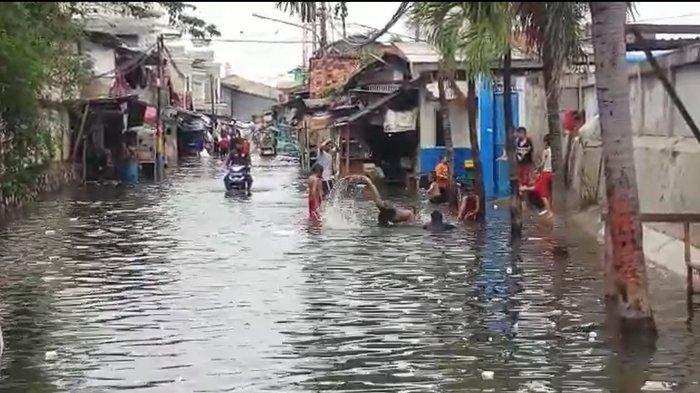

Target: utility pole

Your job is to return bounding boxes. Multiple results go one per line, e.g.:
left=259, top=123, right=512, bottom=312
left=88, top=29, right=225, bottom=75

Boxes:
left=210, top=74, right=216, bottom=117
left=318, top=2, right=327, bottom=55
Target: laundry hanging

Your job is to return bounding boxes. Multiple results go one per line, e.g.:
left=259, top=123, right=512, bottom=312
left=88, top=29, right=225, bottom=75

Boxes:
left=383, top=108, right=417, bottom=134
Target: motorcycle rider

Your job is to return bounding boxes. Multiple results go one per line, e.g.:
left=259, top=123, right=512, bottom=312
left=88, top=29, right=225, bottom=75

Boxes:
left=226, top=139, right=253, bottom=192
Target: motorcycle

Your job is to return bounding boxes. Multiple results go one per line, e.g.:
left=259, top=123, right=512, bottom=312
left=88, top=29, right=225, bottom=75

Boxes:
left=224, top=165, right=252, bottom=193
left=259, top=130, right=277, bottom=157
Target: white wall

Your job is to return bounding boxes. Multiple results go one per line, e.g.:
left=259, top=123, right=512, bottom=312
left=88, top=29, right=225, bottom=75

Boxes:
left=527, top=44, right=700, bottom=213
left=83, top=42, right=116, bottom=98
left=418, top=86, right=470, bottom=148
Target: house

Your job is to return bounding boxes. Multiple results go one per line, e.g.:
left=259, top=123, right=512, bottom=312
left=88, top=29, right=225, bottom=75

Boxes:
left=328, top=42, right=540, bottom=197
left=220, top=75, right=279, bottom=121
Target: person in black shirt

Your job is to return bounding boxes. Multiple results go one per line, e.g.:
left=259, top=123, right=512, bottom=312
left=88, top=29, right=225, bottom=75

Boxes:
left=515, top=127, right=534, bottom=189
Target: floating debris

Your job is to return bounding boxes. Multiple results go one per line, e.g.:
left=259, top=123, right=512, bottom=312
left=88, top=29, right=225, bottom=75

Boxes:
left=481, top=370, right=495, bottom=380
left=641, top=381, right=674, bottom=391
left=45, top=230, right=56, bottom=235
left=45, top=351, right=58, bottom=361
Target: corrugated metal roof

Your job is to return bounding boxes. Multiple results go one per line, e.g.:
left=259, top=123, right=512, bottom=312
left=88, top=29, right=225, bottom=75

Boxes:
left=392, top=42, right=441, bottom=64
left=302, top=98, right=329, bottom=109
left=221, top=75, right=279, bottom=100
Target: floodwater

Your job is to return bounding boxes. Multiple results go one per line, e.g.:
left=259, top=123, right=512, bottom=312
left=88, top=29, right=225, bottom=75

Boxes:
left=1, top=157, right=699, bottom=392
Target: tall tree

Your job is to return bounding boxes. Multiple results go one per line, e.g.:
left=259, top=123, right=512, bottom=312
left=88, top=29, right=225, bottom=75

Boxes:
left=502, top=47, right=522, bottom=236
left=590, top=1, right=655, bottom=332
left=466, top=79, right=486, bottom=221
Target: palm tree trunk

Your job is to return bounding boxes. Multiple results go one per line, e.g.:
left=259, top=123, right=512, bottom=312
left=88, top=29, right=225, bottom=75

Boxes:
left=503, top=49, right=522, bottom=236
left=542, top=43, right=565, bottom=210
left=318, top=2, right=328, bottom=54
left=591, top=1, right=655, bottom=333
left=437, top=67, right=457, bottom=208
left=467, top=78, right=485, bottom=221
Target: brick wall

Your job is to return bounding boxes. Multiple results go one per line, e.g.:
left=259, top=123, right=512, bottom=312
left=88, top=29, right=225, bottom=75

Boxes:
left=309, top=57, right=360, bottom=98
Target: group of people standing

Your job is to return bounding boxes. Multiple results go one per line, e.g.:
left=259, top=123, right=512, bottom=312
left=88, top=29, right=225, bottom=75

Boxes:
left=515, top=126, right=554, bottom=218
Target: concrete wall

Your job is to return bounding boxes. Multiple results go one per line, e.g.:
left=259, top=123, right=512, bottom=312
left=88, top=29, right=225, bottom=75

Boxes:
left=222, top=88, right=276, bottom=121
left=524, top=43, right=700, bottom=213
left=418, top=85, right=471, bottom=174
left=418, top=87, right=470, bottom=149
left=83, top=43, right=116, bottom=98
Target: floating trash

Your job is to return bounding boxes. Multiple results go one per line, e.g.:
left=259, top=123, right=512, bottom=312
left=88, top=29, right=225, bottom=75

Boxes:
left=641, top=381, right=674, bottom=391
left=506, top=267, right=513, bottom=274
left=45, top=230, right=56, bottom=235
left=481, top=370, right=495, bottom=380
left=45, top=351, right=58, bottom=361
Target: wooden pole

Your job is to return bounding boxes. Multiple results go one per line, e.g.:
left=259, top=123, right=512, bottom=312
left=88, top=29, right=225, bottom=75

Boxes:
left=634, top=30, right=700, bottom=144
left=345, top=126, right=350, bottom=175
left=156, top=34, right=163, bottom=181
left=82, top=133, right=87, bottom=183
left=685, top=222, right=692, bottom=295
left=503, top=48, right=522, bottom=237
left=72, top=103, right=90, bottom=163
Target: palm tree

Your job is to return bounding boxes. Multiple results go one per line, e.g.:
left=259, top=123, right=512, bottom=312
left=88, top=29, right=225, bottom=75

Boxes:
left=590, top=2, right=655, bottom=332
left=502, top=46, right=523, bottom=235
left=411, top=2, right=511, bottom=219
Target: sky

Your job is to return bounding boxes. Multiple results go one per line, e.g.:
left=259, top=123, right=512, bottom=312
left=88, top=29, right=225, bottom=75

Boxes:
left=189, top=2, right=700, bottom=86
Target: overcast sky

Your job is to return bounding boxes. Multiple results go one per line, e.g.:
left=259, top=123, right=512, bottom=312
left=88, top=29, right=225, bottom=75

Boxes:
left=190, top=2, right=700, bottom=86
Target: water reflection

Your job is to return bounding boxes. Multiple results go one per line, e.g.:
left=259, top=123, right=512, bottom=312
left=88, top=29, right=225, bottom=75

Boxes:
left=0, top=158, right=698, bottom=392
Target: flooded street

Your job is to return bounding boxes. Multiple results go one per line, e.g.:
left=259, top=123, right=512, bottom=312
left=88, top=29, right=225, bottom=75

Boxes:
left=1, top=158, right=700, bottom=392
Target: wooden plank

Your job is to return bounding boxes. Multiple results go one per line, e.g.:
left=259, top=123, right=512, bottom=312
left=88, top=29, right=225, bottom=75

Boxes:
left=626, top=38, right=700, bottom=51
left=639, top=213, right=700, bottom=223
left=638, top=30, right=700, bottom=145
left=626, top=23, right=700, bottom=35
left=72, top=103, right=90, bottom=163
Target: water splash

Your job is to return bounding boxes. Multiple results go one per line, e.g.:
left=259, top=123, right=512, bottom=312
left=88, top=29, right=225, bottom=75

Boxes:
left=321, top=177, right=365, bottom=229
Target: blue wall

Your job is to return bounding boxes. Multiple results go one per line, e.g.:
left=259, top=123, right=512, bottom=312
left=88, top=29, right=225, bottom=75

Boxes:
left=478, top=77, right=520, bottom=199
left=419, top=147, right=472, bottom=177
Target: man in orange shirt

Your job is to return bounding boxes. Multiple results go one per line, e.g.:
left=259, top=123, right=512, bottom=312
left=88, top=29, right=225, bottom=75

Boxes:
left=432, top=156, right=450, bottom=204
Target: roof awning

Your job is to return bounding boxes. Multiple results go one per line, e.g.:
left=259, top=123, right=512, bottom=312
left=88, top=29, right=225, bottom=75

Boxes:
left=334, top=91, right=401, bottom=126
left=426, top=81, right=468, bottom=101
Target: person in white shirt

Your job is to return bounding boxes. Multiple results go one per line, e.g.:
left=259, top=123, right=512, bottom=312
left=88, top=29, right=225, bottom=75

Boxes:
left=316, top=140, right=334, bottom=196
left=521, top=134, right=553, bottom=218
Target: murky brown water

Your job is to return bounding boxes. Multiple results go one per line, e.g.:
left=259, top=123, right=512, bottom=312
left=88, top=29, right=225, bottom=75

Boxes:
left=1, top=158, right=699, bottom=392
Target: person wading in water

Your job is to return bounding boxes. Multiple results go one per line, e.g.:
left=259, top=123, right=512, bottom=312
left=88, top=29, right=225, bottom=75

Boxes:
left=308, top=163, right=324, bottom=221
left=345, top=175, right=416, bottom=226
left=423, top=210, right=456, bottom=232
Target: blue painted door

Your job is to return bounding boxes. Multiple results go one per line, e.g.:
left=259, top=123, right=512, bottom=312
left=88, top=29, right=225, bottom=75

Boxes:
left=492, top=91, right=519, bottom=198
